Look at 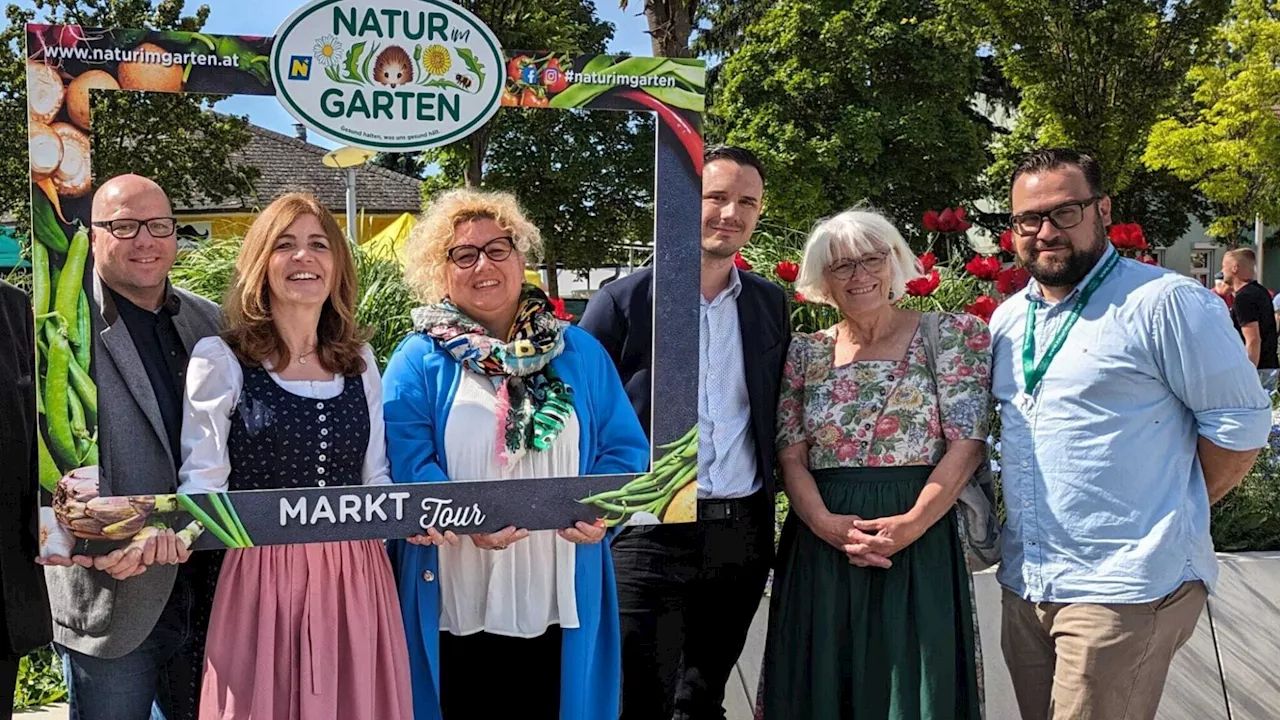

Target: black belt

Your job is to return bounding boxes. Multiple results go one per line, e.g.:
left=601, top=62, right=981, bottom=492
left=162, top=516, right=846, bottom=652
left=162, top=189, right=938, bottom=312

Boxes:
left=698, top=492, right=765, bottom=521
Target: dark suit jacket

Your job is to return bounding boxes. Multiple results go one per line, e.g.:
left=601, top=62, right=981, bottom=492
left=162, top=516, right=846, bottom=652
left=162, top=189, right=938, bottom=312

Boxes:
left=0, top=280, right=53, bottom=657
left=579, top=267, right=790, bottom=496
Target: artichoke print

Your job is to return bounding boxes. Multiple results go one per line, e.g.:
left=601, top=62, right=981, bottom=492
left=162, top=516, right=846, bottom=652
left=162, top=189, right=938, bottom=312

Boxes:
left=52, top=466, right=179, bottom=541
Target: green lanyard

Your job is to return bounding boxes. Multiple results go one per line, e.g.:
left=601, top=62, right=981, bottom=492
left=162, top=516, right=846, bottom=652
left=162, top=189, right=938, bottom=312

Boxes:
left=1021, top=251, right=1120, bottom=397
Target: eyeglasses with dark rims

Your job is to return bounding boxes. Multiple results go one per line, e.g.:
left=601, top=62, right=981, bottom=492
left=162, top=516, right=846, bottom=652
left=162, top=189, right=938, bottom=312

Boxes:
left=90, top=217, right=178, bottom=240
left=1009, top=197, right=1100, bottom=237
left=447, top=236, right=516, bottom=269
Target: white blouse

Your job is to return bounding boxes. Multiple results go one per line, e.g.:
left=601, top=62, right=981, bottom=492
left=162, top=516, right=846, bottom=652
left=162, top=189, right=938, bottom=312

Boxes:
left=177, top=336, right=392, bottom=493
left=437, top=370, right=580, bottom=638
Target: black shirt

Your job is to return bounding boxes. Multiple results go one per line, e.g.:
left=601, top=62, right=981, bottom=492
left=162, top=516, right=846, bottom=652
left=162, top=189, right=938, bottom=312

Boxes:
left=107, top=286, right=190, bottom=467
left=1230, top=281, right=1279, bottom=369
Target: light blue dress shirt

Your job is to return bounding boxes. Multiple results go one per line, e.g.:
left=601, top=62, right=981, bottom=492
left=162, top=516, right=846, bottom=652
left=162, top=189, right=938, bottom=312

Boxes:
left=698, top=267, right=759, bottom=500
left=990, top=245, right=1271, bottom=603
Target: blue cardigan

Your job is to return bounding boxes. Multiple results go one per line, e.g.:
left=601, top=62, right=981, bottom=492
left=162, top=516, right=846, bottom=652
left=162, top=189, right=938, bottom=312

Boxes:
left=382, top=325, right=649, bottom=720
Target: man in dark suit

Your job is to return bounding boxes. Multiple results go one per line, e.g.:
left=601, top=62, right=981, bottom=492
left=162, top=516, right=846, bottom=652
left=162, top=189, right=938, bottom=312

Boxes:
left=0, top=279, right=54, bottom=719
left=39, top=175, right=222, bottom=720
left=580, top=145, right=789, bottom=719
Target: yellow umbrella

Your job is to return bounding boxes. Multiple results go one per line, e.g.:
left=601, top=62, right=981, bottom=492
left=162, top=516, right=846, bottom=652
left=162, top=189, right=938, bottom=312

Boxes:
left=525, top=268, right=544, bottom=289
left=362, top=213, right=416, bottom=264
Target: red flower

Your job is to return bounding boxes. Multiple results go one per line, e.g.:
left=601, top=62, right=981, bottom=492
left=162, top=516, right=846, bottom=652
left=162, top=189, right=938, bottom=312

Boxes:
left=1138, top=254, right=1158, bottom=266
left=964, top=295, right=999, bottom=323
left=775, top=260, right=800, bottom=283
left=905, top=270, right=940, bottom=296
left=919, top=252, right=937, bottom=273
left=924, top=207, right=972, bottom=233
left=995, top=266, right=1031, bottom=295
left=875, top=416, right=900, bottom=437
left=549, top=296, right=574, bottom=322
left=734, top=252, right=753, bottom=272
left=999, top=229, right=1015, bottom=254
left=794, top=292, right=807, bottom=303
left=965, top=255, right=1001, bottom=281
left=1108, top=223, right=1148, bottom=251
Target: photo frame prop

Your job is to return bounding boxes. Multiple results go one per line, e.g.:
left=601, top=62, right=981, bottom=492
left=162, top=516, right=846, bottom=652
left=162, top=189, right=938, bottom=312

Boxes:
left=28, top=0, right=702, bottom=556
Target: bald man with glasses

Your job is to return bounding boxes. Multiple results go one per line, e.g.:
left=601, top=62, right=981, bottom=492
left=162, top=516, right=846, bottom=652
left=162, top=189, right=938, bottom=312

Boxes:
left=42, top=174, right=222, bottom=720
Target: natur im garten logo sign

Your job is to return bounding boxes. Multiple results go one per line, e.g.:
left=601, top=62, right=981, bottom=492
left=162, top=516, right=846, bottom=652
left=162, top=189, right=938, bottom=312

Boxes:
left=271, top=0, right=504, bottom=151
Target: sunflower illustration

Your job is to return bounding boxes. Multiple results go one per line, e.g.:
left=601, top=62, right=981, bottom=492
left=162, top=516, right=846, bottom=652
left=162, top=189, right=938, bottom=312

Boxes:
left=314, top=36, right=343, bottom=66
left=423, top=44, right=452, bottom=76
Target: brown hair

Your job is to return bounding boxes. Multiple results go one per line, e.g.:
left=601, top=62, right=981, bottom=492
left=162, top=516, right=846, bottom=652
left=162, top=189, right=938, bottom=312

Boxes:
left=222, top=192, right=370, bottom=375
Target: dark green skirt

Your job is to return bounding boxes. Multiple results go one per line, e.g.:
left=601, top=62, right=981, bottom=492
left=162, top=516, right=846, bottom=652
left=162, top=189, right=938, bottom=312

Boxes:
left=762, top=466, right=981, bottom=720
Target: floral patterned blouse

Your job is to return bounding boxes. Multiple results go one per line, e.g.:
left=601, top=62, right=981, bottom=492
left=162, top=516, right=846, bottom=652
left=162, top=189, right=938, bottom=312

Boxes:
left=777, top=312, right=993, bottom=468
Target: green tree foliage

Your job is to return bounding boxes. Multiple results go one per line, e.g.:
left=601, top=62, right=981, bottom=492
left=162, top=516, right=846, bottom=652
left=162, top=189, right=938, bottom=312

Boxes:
left=432, top=0, right=612, bottom=187
left=1144, top=0, right=1280, bottom=241
left=481, top=109, right=654, bottom=298
left=966, top=0, right=1229, bottom=244
left=2, top=0, right=257, bottom=229
left=710, top=0, right=992, bottom=239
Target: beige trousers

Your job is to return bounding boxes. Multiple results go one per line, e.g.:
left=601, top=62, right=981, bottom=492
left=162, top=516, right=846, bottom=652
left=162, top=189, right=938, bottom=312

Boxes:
left=1000, top=580, right=1208, bottom=720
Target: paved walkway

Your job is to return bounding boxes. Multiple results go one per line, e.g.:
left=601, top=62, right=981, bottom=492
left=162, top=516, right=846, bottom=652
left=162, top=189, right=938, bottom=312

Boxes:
left=723, top=552, right=1280, bottom=719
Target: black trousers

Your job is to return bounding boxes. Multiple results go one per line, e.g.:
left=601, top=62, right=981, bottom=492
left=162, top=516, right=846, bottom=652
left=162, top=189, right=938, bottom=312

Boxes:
left=613, top=490, right=774, bottom=720
left=439, top=626, right=562, bottom=719
left=0, top=652, right=16, bottom=720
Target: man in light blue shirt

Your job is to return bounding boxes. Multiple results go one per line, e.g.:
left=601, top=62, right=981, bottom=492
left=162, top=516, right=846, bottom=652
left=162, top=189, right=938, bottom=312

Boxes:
left=991, top=148, right=1270, bottom=720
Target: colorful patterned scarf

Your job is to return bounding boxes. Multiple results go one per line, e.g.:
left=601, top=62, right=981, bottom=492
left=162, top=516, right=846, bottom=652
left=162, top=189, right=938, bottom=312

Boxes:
left=412, top=284, right=574, bottom=467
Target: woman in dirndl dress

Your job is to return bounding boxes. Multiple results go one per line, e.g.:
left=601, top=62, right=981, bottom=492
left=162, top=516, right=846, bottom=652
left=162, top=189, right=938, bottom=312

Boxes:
left=177, top=192, right=413, bottom=720
left=759, top=208, right=992, bottom=719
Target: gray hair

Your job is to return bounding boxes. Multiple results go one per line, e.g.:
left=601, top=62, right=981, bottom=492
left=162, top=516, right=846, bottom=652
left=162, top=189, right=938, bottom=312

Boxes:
left=794, top=208, right=923, bottom=305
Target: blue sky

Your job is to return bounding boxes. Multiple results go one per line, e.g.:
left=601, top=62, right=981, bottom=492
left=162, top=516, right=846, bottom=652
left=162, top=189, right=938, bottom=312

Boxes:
left=18, top=0, right=656, bottom=150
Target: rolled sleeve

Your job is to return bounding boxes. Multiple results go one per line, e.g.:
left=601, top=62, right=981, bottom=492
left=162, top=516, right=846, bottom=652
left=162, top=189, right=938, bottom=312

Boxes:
left=1153, top=282, right=1272, bottom=450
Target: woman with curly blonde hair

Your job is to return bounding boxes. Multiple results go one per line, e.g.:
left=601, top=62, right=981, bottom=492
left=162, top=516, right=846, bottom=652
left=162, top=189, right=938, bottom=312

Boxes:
left=176, top=192, right=413, bottom=720
left=382, top=188, right=648, bottom=720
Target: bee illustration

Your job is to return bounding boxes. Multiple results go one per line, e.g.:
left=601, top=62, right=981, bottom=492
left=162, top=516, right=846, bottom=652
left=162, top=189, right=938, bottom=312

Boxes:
left=455, top=73, right=473, bottom=89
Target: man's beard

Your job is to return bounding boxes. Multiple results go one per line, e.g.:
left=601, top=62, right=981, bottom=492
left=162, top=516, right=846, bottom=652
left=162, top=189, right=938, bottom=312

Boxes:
left=1024, top=216, right=1109, bottom=289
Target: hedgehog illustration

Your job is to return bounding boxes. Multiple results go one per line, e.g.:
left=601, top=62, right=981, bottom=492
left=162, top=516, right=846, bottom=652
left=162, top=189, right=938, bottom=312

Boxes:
left=373, top=46, right=414, bottom=88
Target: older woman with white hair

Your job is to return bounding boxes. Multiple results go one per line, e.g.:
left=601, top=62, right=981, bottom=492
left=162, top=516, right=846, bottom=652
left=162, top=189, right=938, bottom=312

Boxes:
left=381, top=188, right=648, bottom=720
left=759, top=209, right=992, bottom=719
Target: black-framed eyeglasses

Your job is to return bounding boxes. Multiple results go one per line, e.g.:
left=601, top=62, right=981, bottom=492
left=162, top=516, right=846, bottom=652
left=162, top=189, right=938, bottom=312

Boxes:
left=448, top=237, right=515, bottom=269
left=91, top=217, right=177, bottom=240
left=828, top=253, right=887, bottom=281
left=1009, top=198, right=1099, bottom=237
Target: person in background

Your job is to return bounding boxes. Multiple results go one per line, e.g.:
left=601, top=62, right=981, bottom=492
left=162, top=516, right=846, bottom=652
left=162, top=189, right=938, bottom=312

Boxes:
left=1222, top=248, right=1279, bottom=368
left=0, top=279, right=53, bottom=720
left=1213, top=272, right=1234, bottom=309
left=579, top=145, right=789, bottom=719
left=382, top=188, right=648, bottom=720
left=175, top=193, right=412, bottom=720
left=993, top=148, right=1271, bottom=720
left=40, top=174, right=222, bottom=720
left=1271, top=285, right=1280, bottom=332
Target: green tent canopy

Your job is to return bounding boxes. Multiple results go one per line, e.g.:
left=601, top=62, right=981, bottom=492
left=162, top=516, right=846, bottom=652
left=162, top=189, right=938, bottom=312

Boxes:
left=0, top=226, right=27, bottom=270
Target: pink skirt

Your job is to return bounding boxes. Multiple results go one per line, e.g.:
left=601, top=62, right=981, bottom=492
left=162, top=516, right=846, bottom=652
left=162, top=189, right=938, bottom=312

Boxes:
left=198, top=540, right=414, bottom=720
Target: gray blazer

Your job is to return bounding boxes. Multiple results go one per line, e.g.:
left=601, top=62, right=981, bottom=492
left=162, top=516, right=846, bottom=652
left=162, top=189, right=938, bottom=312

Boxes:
left=46, top=274, right=221, bottom=659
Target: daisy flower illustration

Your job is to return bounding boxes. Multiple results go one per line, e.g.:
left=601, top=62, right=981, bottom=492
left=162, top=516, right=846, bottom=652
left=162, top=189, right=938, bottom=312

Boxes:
left=314, top=36, right=343, bottom=66
left=423, top=44, right=452, bottom=76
